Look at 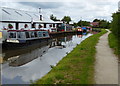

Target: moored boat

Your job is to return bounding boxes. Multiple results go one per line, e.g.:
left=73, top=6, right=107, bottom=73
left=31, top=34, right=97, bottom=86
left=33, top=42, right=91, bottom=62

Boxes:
left=77, top=27, right=83, bottom=35
left=6, top=29, right=49, bottom=43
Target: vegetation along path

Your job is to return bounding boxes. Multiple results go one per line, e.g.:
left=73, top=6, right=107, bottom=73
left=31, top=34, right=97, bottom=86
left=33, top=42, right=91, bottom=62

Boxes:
left=95, top=30, right=118, bottom=84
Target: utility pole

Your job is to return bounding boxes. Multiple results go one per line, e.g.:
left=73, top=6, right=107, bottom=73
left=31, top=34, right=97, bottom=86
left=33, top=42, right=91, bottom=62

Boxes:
left=118, top=1, right=120, bottom=12
left=39, top=8, right=42, bottom=21
left=39, top=8, right=41, bottom=13
left=64, top=21, right=66, bottom=31
left=81, top=17, right=82, bottom=27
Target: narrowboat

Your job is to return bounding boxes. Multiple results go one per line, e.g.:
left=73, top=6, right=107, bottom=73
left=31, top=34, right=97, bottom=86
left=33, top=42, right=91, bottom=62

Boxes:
left=77, top=27, right=83, bottom=35
left=6, top=29, right=49, bottom=43
left=77, top=27, right=91, bottom=35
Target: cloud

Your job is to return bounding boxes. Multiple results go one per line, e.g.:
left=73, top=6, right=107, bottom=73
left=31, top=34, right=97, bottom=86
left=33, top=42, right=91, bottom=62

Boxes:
left=19, top=2, right=64, bottom=9
left=1, top=0, right=119, bottom=22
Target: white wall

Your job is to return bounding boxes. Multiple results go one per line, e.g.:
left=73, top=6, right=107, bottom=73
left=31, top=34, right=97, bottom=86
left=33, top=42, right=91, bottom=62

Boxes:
left=0, top=22, right=55, bottom=30
left=19, top=23, right=31, bottom=30
left=1, top=23, right=33, bottom=30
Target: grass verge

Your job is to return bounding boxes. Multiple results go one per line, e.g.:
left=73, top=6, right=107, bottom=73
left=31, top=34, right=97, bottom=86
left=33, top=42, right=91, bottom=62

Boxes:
left=32, top=29, right=107, bottom=84
left=108, top=33, right=120, bottom=58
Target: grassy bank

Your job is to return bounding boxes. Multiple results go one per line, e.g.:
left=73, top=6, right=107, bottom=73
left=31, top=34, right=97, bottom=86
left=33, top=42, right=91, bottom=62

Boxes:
left=108, top=33, right=120, bottom=58
left=33, top=29, right=107, bottom=84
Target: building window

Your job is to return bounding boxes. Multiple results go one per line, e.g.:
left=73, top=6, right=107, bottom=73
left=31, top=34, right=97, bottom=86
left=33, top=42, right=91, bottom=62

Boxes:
left=32, top=23, right=35, bottom=28
left=8, top=24, right=13, bottom=29
left=38, top=24, right=42, bottom=29
left=53, top=24, right=55, bottom=27
left=24, top=24, right=28, bottom=28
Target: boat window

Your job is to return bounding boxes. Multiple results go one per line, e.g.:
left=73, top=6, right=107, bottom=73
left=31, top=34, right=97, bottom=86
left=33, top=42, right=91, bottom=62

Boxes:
left=38, top=32, right=42, bottom=37
left=30, top=32, right=35, bottom=38
left=17, top=32, right=21, bottom=38
left=43, top=32, right=49, bottom=37
left=25, top=32, right=30, bottom=38
left=9, top=32, right=16, bottom=38
left=43, top=32, right=46, bottom=37
left=34, top=32, right=38, bottom=37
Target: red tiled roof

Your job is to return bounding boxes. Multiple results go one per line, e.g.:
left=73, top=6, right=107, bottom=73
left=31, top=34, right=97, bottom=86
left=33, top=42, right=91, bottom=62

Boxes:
left=90, top=22, right=99, bottom=26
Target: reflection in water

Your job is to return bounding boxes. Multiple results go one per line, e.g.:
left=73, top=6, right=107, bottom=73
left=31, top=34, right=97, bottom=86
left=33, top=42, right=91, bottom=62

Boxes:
left=77, top=34, right=83, bottom=38
left=49, top=35, right=72, bottom=48
left=9, top=45, right=49, bottom=67
left=1, top=33, right=92, bottom=84
left=2, top=41, right=51, bottom=66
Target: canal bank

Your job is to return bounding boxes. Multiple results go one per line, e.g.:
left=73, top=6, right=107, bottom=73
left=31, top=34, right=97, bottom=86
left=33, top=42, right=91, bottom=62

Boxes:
left=33, top=29, right=107, bottom=84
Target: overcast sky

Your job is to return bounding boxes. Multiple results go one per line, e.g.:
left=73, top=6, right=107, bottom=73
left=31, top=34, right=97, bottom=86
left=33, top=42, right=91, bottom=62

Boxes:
left=1, top=0, right=120, bottom=22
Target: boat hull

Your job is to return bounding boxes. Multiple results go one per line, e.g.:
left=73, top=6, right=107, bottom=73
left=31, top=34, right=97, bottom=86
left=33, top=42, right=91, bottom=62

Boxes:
left=2, top=37, right=51, bottom=50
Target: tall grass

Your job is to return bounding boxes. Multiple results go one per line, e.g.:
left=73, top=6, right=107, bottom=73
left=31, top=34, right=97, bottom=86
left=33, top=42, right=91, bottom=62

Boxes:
left=108, top=33, right=120, bottom=58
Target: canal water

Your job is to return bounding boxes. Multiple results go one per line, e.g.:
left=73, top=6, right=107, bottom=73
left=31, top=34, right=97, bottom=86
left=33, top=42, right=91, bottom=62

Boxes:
left=1, top=33, right=92, bottom=84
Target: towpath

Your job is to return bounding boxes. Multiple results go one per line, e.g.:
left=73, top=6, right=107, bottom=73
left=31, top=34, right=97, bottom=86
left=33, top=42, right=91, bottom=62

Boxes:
left=95, top=30, right=118, bottom=84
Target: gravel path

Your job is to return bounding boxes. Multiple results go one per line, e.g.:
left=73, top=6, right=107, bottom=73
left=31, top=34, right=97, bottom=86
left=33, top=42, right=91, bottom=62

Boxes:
left=95, top=30, right=118, bottom=84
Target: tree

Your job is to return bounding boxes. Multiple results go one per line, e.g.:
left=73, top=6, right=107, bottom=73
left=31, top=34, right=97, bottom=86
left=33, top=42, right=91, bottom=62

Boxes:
left=77, top=20, right=90, bottom=26
left=61, top=16, right=71, bottom=24
left=93, top=19, right=100, bottom=22
left=73, top=22, right=78, bottom=28
left=112, top=12, right=120, bottom=37
left=111, top=12, right=120, bottom=56
left=50, top=14, right=60, bottom=21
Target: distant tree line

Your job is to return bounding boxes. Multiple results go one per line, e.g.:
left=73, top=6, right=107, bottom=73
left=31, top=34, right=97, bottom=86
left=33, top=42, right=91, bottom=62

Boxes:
left=50, top=14, right=71, bottom=24
left=73, top=19, right=111, bottom=29
left=50, top=14, right=111, bottom=29
left=92, top=19, right=111, bottom=29
left=77, top=20, right=90, bottom=27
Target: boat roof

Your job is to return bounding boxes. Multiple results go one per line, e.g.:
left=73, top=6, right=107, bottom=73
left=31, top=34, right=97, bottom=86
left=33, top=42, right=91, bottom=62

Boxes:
left=0, top=7, right=55, bottom=24
left=34, top=20, right=63, bottom=24
left=7, top=29, right=47, bottom=32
